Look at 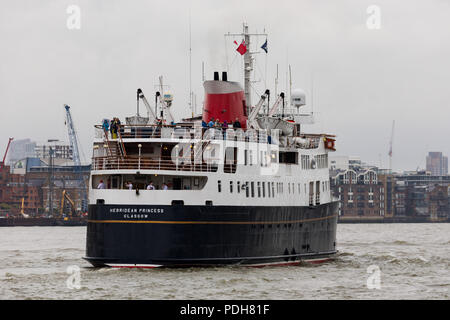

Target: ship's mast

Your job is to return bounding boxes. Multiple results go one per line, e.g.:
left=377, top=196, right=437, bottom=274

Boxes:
left=243, top=24, right=252, bottom=109
left=225, top=23, right=267, bottom=114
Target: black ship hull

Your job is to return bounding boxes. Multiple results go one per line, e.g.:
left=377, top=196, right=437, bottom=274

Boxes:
left=84, top=201, right=339, bottom=268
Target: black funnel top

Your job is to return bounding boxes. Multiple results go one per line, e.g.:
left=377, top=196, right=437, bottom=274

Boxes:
left=222, top=72, right=228, bottom=82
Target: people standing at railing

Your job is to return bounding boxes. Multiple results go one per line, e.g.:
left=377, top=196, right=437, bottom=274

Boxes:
left=146, top=182, right=155, bottom=190
left=222, top=120, right=229, bottom=139
left=233, top=117, right=241, bottom=128
left=110, top=117, right=121, bottom=139
left=102, top=119, right=110, bottom=138
left=115, top=117, right=121, bottom=135
left=110, top=118, right=116, bottom=139
left=208, top=118, right=214, bottom=128
left=162, top=183, right=168, bottom=190
left=111, top=118, right=115, bottom=138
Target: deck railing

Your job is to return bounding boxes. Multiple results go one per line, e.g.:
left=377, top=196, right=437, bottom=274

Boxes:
left=95, top=124, right=328, bottom=149
left=92, top=156, right=222, bottom=173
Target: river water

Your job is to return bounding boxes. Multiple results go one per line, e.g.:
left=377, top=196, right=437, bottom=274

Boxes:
left=0, top=224, right=448, bottom=300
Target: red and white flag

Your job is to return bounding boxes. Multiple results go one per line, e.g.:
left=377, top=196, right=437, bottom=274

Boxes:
left=234, top=40, right=247, bottom=55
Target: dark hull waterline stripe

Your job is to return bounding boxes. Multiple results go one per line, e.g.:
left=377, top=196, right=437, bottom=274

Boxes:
left=87, top=214, right=338, bottom=225
left=104, top=258, right=334, bottom=269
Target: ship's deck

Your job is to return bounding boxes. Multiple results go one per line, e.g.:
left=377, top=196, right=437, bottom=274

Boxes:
left=91, top=123, right=336, bottom=173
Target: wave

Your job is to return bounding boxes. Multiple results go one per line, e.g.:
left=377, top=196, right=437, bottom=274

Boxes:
left=337, top=252, right=355, bottom=257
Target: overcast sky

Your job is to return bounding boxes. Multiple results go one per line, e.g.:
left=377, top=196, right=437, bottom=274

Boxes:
left=1, top=0, right=450, bottom=172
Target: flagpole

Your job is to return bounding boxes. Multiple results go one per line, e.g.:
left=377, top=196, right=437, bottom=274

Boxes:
left=225, top=23, right=267, bottom=111
left=189, top=10, right=193, bottom=118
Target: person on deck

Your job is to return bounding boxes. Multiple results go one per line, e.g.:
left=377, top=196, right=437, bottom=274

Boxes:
left=222, top=120, right=229, bottom=139
left=233, top=118, right=241, bottom=128
left=102, top=119, right=110, bottom=136
left=97, top=180, right=105, bottom=189
left=110, top=118, right=117, bottom=139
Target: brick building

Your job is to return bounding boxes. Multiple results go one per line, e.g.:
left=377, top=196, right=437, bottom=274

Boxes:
left=331, top=167, right=450, bottom=221
left=0, top=158, right=90, bottom=217
left=0, top=164, right=42, bottom=216
left=330, top=168, right=386, bottom=218
left=394, top=172, right=450, bottom=220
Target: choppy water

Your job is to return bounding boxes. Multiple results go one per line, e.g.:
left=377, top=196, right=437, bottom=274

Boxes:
left=0, top=224, right=448, bottom=300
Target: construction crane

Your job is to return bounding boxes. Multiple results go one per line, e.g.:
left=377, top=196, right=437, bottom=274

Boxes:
left=64, top=105, right=87, bottom=212
left=388, top=120, right=395, bottom=172
left=1, top=137, right=14, bottom=170
left=20, top=197, right=29, bottom=218
left=64, top=105, right=81, bottom=167
left=60, top=190, right=76, bottom=217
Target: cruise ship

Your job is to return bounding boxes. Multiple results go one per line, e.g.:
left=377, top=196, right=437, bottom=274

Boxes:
left=84, top=24, right=338, bottom=268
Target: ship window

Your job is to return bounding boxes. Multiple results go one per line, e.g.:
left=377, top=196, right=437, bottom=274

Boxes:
left=272, top=182, right=275, bottom=197
left=262, top=182, right=266, bottom=198
left=230, top=181, right=233, bottom=193
left=237, top=181, right=241, bottom=193
left=224, top=147, right=237, bottom=173
left=280, top=152, right=298, bottom=164
left=251, top=181, right=255, bottom=197
left=218, top=180, right=222, bottom=192
left=245, top=182, right=249, bottom=197
left=257, top=182, right=261, bottom=198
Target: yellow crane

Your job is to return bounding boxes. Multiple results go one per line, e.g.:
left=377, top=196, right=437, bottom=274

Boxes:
left=60, top=190, right=76, bottom=219
left=20, top=197, right=29, bottom=218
